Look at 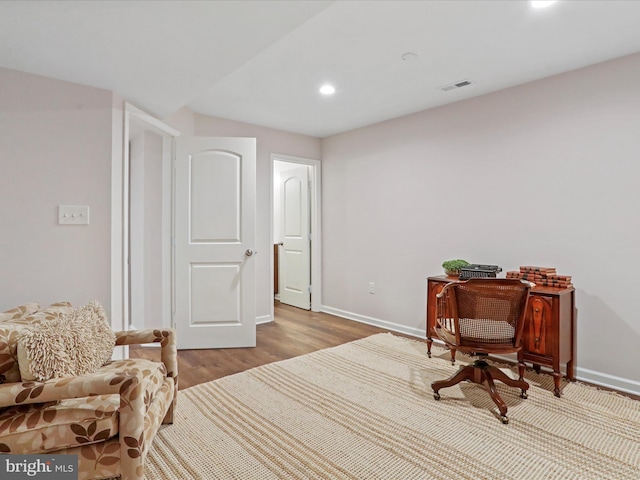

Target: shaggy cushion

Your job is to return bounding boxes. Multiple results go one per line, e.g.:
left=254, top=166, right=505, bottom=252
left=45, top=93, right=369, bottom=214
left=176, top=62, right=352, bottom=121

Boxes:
left=0, top=303, right=40, bottom=322
left=0, top=302, right=73, bottom=384
left=17, top=302, right=115, bottom=381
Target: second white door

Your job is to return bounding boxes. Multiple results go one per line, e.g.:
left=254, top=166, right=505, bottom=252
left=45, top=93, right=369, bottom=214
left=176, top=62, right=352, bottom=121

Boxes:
left=278, top=165, right=311, bottom=310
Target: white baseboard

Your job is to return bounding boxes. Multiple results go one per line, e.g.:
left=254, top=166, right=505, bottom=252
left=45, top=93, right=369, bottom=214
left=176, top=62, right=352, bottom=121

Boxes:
left=256, top=314, right=273, bottom=325
left=320, top=305, right=425, bottom=339
left=320, top=305, right=640, bottom=397
left=576, top=367, right=640, bottom=397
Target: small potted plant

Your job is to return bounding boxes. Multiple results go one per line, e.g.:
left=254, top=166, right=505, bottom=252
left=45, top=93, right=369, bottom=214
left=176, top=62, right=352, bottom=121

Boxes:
left=442, top=259, right=470, bottom=277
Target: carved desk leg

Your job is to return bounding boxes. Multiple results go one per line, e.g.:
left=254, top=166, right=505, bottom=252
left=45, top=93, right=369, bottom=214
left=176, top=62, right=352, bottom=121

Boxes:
left=553, top=372, right=562, bottom=397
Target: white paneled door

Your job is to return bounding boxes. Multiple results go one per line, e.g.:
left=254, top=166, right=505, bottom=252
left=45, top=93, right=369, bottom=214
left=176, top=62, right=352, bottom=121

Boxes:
left=174, top=137, right=256, bottom=349
left=278, top=165, right=311, bottom=310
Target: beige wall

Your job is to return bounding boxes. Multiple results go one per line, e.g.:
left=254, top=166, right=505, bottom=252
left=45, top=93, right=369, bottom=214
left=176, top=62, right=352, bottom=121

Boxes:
left=0, top=66, right=320, bottom=327
left=4, top=52, right=639, bottom=394
left=164, top=106, right=195, bottom=136
left=321, top=53, right=640, bottom=394
left=0, top=67, right=114, bottom=311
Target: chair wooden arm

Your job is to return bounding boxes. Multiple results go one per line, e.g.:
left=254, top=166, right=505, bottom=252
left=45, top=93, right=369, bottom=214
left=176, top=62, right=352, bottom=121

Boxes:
left=435, top=282, right=461, bottom=345
left=435, top=281, right=457, bottom=299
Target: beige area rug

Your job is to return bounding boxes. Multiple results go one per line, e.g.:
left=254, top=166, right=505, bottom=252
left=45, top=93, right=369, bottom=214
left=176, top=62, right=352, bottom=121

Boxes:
left=145, top=333, right=640, bottom=480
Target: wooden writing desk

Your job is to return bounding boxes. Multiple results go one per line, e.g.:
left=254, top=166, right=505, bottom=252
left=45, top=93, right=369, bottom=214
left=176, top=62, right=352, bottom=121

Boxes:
left=426, top=275, right=576, bottom=397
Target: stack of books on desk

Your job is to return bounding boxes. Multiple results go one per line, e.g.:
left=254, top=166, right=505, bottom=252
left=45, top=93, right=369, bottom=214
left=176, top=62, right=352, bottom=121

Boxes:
left=506, top=266, right=573, bottom=289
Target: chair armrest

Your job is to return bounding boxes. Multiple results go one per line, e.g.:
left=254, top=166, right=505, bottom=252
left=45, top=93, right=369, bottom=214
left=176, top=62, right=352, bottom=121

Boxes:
left=0, top=368, right=153, bottom=464
left=114, top=328, right=174, bottom=347
left=114, top=328, right=178, bottom=385
left=115, top=328, right=178, bottom=428
left=435, top=282, right=461, bottom=344
left=435, top=281, right=457, bottom=299
left=0, top=370, right=140, bottom=409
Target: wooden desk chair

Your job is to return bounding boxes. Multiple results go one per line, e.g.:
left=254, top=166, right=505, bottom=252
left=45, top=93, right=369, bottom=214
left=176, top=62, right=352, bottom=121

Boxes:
left=431, top=278, right=532, bottom=424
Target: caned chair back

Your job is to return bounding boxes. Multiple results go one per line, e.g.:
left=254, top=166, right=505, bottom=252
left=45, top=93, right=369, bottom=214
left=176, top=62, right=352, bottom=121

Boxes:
left=437, top=278, right=531, bottom=352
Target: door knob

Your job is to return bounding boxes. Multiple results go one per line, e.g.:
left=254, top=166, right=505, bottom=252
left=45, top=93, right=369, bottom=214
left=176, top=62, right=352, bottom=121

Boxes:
left=245, top=249, right=254, bottom=257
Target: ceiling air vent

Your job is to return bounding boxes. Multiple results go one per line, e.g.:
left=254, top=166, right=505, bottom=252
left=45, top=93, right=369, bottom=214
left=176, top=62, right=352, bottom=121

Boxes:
left=440, top=79, right=472, bottom=92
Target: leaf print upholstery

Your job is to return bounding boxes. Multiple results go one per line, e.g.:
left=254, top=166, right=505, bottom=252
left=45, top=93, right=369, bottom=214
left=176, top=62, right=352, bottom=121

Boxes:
left=0, top=327, right=177, bottom=480
left=0, top=303, right=40, bottom=322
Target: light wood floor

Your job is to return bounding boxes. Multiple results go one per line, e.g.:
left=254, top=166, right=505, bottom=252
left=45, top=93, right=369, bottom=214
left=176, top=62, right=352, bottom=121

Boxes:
left=130, top=301, right=415, bottom=390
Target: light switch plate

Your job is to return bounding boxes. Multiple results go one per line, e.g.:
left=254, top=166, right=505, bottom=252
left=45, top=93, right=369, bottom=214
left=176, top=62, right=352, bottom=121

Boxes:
left=58, top=205, right=90, bottom=225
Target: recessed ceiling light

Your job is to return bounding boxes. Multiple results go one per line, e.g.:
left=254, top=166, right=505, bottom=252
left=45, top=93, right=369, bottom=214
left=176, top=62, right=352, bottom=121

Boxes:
left=531, top=0, right=557, bottom=8
left=319, top=84, right=336, bottom=95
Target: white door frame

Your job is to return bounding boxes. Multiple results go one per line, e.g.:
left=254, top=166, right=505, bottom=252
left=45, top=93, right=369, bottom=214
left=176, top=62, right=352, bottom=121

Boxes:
left=111, top=102, right=179, bottom=357
left=270, top=153, right=322, bottom=316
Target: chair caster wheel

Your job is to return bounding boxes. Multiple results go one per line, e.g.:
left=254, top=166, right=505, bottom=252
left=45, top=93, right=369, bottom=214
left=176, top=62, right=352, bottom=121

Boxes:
left=520, top=391, right=528, bottom=399
left=433, top=392, right=441, bottom=400
left=501, top=415, right=509, bottom=424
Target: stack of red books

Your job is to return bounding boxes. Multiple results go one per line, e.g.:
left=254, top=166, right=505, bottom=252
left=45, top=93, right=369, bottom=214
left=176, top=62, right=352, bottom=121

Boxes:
left=505, top=266, right=573, bottom=289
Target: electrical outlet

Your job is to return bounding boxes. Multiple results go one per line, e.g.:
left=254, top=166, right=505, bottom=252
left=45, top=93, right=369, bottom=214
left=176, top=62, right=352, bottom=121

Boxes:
left=368, top=282, right=376, bottom=294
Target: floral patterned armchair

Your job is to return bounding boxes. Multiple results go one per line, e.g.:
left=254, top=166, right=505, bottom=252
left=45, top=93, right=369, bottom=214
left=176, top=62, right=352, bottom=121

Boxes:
left=0, top=304, right=177, bottom=480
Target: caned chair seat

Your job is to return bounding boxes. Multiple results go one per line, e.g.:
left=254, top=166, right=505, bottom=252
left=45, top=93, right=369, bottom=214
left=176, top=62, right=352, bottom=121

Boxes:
left=437, top=318, right=515, bottom=345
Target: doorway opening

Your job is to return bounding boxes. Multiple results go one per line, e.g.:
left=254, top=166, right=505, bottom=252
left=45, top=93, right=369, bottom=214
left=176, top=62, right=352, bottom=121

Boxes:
left=123, top=104, right=179, bottom=333
left=271, top=154, right=322, bottom=316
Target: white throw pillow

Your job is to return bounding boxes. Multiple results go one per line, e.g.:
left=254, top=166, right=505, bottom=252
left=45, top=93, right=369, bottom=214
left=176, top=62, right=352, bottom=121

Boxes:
left=17, top=301, right=115, bottom=381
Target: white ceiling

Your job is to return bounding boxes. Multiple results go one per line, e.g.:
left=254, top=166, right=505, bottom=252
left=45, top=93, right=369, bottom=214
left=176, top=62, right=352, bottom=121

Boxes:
left=2, top=1, right=640, bottom=138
